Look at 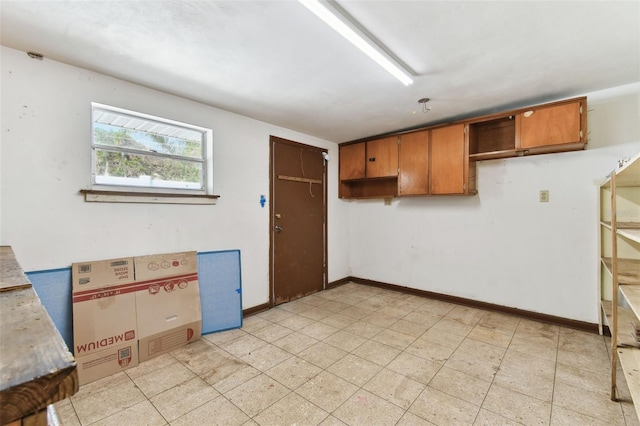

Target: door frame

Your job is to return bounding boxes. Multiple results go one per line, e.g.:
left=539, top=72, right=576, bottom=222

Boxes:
left=269, top=135, right=328, bottom=306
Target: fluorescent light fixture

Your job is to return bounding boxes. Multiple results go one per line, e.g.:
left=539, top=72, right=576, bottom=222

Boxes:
left=299, top=0, right=413, bottom=86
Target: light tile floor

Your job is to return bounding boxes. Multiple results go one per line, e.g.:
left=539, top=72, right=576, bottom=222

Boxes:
left=56, top=283, right=639, bottom=425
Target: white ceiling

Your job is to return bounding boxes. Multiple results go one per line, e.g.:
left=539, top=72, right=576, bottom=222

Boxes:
left=1, top=1, right=638, bottom=142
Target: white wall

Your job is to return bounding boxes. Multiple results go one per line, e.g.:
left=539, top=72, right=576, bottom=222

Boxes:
left=0, top=46, right=350, bottom=310
left=348, top=83, right=640, bottom=323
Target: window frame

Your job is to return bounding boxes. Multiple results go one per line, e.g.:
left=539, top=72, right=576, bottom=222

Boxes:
left=90, top=102, right=214, bottom=197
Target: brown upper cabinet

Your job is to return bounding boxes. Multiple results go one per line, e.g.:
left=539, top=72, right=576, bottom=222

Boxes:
left=339, top=96, right=586, bottom=199
left=468, top=97, right=586, bottom=160
left=339, top=136, right=399, bottom=199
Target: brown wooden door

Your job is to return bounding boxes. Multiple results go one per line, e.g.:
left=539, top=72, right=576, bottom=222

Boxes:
left=398, top=131, right=429, bottom=196
left=270, top=136, right=326, bottom=305
left=366, top=136, right=398, bottom=178
left=519, top=101, right=582, bottom=149
left=430, top=124, right=466, bottom=195
left=339, top=143, right=365, bottom=180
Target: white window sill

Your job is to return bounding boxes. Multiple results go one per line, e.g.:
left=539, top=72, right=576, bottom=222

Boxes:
left=80, top=189, right=219, bottom=205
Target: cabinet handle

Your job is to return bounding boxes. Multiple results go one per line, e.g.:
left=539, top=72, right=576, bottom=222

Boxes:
left=368, top=157, right=376, bottom=162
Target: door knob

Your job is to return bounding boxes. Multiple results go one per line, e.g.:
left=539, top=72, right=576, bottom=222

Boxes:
left=275, top=225, right=283, bottom=232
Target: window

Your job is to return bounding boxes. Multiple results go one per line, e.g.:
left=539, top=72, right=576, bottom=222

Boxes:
left=91, top=103, right=212, bottom=195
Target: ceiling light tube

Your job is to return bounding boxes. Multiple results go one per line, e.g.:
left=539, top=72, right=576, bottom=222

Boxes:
left=299, top=0, right=413, bottom=86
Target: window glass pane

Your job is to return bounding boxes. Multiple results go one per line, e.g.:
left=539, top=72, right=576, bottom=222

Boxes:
left=94, top=149, right=203, bottom=190
left=93, top=123, right=203, bottom=159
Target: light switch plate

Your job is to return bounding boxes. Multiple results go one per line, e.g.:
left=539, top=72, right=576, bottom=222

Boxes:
left=539, top=190, right=549, bottom=202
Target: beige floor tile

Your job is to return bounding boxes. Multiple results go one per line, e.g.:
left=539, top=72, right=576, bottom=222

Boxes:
left=224, top=374, right=290, bottom=417
left=494, top=364, right=554, bottom=402
left=363, top=368, right=425, bottom=410
left=429, top=317, right=474, bottom=337
left=361, top=311, right=399, bottom=328
left=477, top=311, right=520, bottom=333
left=343, top=320, right=384, bottom=338
left=351, top=340, right=401, bottom=367
left=218, top=333, right=268, bottom=358
left=90, top=400, right=166, bottom=426
left=372, top=328, right=416, bottom=351
left=298, top=321, right=340, bottom=340
left=473, top=408, right=522, bottom=425
left=356, top=297, right=386, bottom=311
left=255, top=307, right=295, bottom=323
left=396, top=411, right=437, bottom=425
left=249, top=322, right=293, bottom=342
left=321, top=300, right=351, bottom=313
left=169, top=395, right=250, bottom=426
left=622, top=400, right=640, bottom=426
left=125, top=353, right=178, bottom=380
left=241, top=316, right=272, bottom=333
left=506, top=334, right=558, bottom=361
left=272, top=331, right=319, bottom=354
left=72, top=381, right=147, bottom=425
left=322, top=329, right=368, bottom=352
left=550, top=405, right=622, bottom=426
left=500, top=348, right=556, bottom=380
left=554, top=362, right=610, bottom=395
left=71, top=371, right=132, bottom=402
left=171, top=342, right=231, bottom=376
left=298, top=341, right=348, bottom=369
left=444, top=347, right=500, bottom=382
left=150, top=377, right=218, bottom=421
left=421, top=326, right=466, bottom=347
left=333, top=389, right=406, bottom=426
left=405, top=336, right=458, bottom=363
left=277, top=299, right=314, bottom=315
left=295, top=371, right=359, bottom=412
left=277, top=314, right=317, bottom=331
left=378, top=304, right=413, bottom=319
left=253, top=392, right=329, bottom=425
left=265, top=356, right=322, bottom=390
left=415, top=299, right=455, bottom=316
left=203, top=359, right=261, bottom=394
left=202, top=328, right=247, bottom=346
left=131, top=362, right=196, bottom=398
left=387, top=352, right=443, bottom=385
left=54, top=402, right=81, bottom=426
left=445, top=305, right=486, bottom=326
left=429, top=366, right=492, bottom=406
left=552, top=381, right=625, bottom=424
left=456, top=337, right=506, bottom=363
left=240, top=343, right=291, bottom=371
left=388, top=318, right=431, bottom=338
left=556, top=346, right=610, bottom=374
left=482, top=384, right=551, bottom=426
left=404, top=311, right=443, bottom=327
left=320, top=312, right=358, bottom=329
left=516, top=319, right=559, bottom=338
left=339, top=305, right=376, bottom=320
left=300, top=306, right=334, bottom=321
left=409, top=386, right=480, bottom=425
left=467, top=324, right=514, bottom=348
left=319, top=415, right=349, bottom=425
left=327, top=353, right=382, bottom=386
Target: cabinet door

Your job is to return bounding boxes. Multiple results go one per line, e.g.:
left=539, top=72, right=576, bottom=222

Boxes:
left=339, top=142, right=365, bottom=180
left=430, top=124, right=466, bottom=195
left=519, top=101, right=582, bottom=149
left=366, top=136, right=398, bottom=178
left=398, top=131, right=429, bottom=196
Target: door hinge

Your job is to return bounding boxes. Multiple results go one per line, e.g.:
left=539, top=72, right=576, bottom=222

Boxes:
left=580, top=130, right=583, bottom=139
left=580, top=105, right=583, bottom=114
left=463, top=183, right=466, bottom=191
left=397, top=136, right=401, bottom=145
left=464, top=126, right=468, bottom=134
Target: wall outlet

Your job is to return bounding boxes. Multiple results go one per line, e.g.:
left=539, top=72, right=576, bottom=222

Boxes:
left=539, top=190, right=549, bottom=202
left=384, top=198, right=392, bottom=206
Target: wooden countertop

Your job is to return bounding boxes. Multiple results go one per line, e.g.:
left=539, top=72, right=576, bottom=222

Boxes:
left=0, top=246, right=78, bottom=425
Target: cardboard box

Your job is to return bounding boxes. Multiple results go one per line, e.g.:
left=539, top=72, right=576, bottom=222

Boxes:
left=134, top=251, right=201, bottom=361
left=71, top=251, right=201, bottom=383
left=139, top=321, right=201, bottom=362
left=75, top=343, right=138, bottom=385
left=71, top=257, right=138, bottom=358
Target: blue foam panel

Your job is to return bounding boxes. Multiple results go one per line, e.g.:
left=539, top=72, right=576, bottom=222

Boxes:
left=26, top=268, right=74, bottom=350
left=197, top=250, right=243, bottom=334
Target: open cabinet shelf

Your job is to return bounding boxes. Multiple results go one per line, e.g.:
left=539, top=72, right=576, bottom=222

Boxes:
left=599, top=152, right=640, bottom=418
